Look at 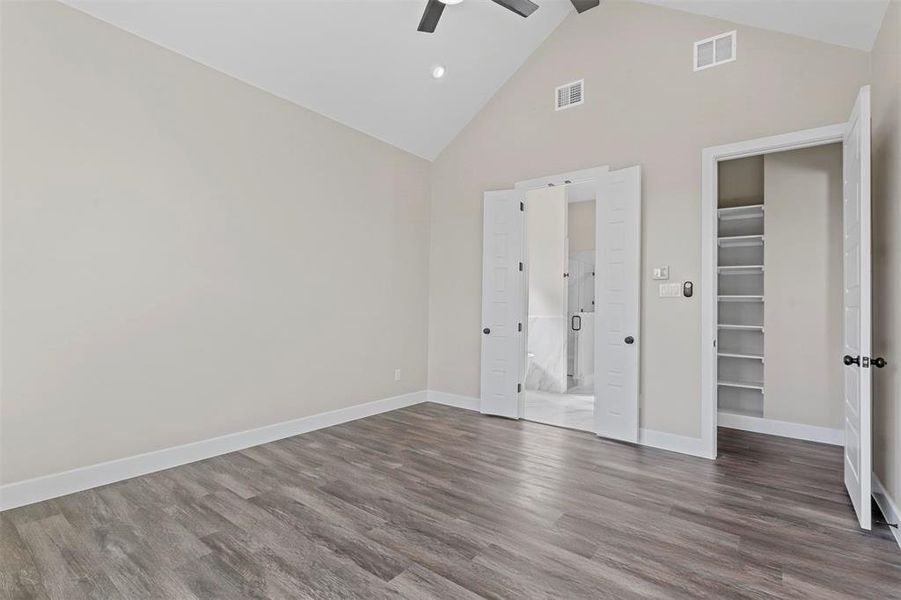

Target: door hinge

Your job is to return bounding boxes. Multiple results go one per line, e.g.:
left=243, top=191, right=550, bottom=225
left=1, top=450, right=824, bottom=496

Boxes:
left=520, top=201, right=524, bottom=211
left=518, top=322, right=523, bottom=332
left=517, top=383, right=522, bottom=393
left=519, top=262, right=523, bottom=271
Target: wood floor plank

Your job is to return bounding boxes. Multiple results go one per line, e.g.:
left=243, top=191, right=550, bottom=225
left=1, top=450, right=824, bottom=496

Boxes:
left=389, top=563, right=485, bottom=600
left=2, top=402, right=901, bottom=599
left=0, top=515, right=49, bottom=600
left=14, top=514, right=122, bottom=599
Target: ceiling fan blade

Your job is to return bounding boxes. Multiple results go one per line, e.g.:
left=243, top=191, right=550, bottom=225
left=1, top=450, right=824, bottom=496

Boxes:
left=570, top=0, right=600, bottom=13
left=490, top=0, right=539, bottom=18
left=417, top=0, right=446, bottom=33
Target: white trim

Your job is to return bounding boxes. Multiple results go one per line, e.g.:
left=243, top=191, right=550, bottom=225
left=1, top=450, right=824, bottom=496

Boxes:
left=717, top=412, right=843, bottom=446
left=0, top=390, right=427, bottom=511
left=700, top=123, right=846, bottom=460
left=694, top=30, right=737, bottom=72
left=514, top=165, right=609, bottom=191
left=639, top=429, right=706, bottom=458
left=427, top=390, right=480, bottom=411
left=873, top=474, right=901, bottom=550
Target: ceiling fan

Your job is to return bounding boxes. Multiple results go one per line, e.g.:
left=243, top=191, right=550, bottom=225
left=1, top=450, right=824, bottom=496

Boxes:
left=418, top=0, right=600, bottom=33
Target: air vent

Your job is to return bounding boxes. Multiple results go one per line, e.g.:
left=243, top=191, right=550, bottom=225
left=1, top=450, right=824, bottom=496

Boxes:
left=694, top=31, right=736, bottom=71
left=555, top=79, right=584, bottom=111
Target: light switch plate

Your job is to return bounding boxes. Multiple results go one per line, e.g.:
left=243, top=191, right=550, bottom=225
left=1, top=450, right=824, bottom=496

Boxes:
left=652, top=266, right=670, bottom=280
left=659, top=283, right=681, bottom=298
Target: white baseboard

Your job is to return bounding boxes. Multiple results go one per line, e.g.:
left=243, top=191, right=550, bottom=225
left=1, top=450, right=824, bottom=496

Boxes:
left=427, top=390, right=480, bottom=411
left=718, top=411, right=843, bottom=446
left=873, top=473, right=901, bottom=551
left=0, top=389, right=717, bottom=511
left=638, top=428, right=708, bottom=458
left=0, top=390, right=427, bottom=512
left=426, top=390, right=708, bottom=459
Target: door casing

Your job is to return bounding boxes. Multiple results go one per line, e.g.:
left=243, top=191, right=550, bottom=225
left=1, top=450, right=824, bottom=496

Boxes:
left=700, top=123, right=848, bottom=461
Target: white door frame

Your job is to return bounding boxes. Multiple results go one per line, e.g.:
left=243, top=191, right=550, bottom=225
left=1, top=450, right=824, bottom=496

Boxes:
left=515, top=166, right=612, bottom=191
left=700, top=124, right=846, bottom=460
left=510, top=165, right=610, bottom=419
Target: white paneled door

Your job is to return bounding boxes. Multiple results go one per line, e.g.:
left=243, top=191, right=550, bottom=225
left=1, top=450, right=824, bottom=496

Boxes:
left=480, top=189, right=525, bottom=418
left=594, top=167, right=642, bottom=442
left=842, top=86, right=872, bottom=530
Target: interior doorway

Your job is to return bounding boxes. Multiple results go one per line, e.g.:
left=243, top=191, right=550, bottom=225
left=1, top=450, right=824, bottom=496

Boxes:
left=714, top=146, right=844, bottom=440
left=479, top=165, right=642, bottom=444
left=700, top=84, right=878, bottom=531
left=522, top=182, right=596, bottom=431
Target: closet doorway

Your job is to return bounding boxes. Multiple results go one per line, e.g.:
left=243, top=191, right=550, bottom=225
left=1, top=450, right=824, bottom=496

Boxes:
left=480, top=165, right=642, bottom=443
left=700, top=86, right=880, bottom=530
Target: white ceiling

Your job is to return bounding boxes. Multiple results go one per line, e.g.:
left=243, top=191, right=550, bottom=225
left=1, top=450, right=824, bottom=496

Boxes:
left=63, top=1, right=889, bottom=161
left=63, top=0, right=573, bottom=160
left=638, top=0, right=889, bottom=52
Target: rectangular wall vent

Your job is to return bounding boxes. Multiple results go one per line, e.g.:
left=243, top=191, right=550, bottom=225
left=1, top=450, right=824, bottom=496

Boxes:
left=694, top=30, right=736, bottom=71
left=555, top=79, right=584, bottom=111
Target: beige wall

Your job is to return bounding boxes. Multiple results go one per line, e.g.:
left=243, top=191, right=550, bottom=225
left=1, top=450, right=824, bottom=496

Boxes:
left=0, top=1, right=431, bottom=485
left=763, top=145, right=843, bottom=429
left=567, top=200, right=596, bottom=254
left=871, top=0, right=901, bottom=517
left=718, top=156, right=763, bottom=208
left=427, top=0, right=869, bottom=436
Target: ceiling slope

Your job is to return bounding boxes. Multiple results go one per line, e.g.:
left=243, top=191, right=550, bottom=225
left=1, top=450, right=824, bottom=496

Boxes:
left=62, top=1, right=888, bottom=160
left=62, top=0, right=573, bottom=160
left=637, top=0, right=889, bottom=52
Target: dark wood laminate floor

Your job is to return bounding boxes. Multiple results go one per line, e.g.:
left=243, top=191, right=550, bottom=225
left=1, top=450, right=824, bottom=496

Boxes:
left=2, top=403, right=900, bottom=599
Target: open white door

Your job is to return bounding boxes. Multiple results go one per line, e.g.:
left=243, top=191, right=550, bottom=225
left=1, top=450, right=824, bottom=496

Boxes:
left=480, top=189, right=525, bottom=418
left=594, top=166, right=641, bottom=442
left=842, top=86, right=872, bottom=530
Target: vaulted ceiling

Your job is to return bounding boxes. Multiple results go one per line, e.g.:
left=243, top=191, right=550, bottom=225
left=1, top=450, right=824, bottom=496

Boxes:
left=639, top=0, right=889, bottom=52
left=63, top=0, right=888, bottom=160
left=62, top=0, right=573, bottom=160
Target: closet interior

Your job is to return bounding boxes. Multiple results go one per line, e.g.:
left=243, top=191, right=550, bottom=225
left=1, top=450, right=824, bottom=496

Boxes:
left=715, top=146, right=844, bottom=437
left=716, top=159, right=766, bottom=418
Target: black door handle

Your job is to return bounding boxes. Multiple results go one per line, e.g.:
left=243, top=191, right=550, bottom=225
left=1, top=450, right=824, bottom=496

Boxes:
left=624, top=336, right=634, bottom=345
left=572, top=315, right=581, bottom=331
left=872, top=357, right=887, bottom=368
left=843, top=355, right=860, bottom=366
left=483, top=328, right=491, bottom=335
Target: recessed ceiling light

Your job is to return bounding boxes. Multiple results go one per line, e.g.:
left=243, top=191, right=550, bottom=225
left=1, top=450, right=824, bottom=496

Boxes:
left=432, top=64, right=446, bottom=79
left=439, top=0, right=464, bottom=4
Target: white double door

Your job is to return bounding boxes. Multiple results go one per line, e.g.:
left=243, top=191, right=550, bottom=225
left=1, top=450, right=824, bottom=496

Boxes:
left=479, top=167, right=642, bottom=443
